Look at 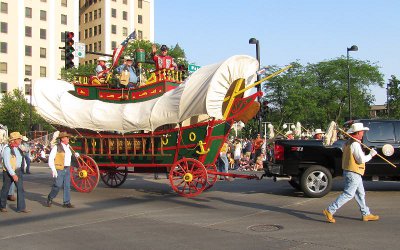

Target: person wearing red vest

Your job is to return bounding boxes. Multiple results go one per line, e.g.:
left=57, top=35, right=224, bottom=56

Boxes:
left=151, top=44, right=177, bottom=70
left=323, top=123, right=379, bottom=223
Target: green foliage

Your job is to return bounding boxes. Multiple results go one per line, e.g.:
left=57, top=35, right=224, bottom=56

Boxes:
left=241, top=57, right=384, bottom=138
left=387, top=75, right=400, bottom=118
left=60, top=64, right=96, bottom=82
left=0, top=89, right=53, bottom=133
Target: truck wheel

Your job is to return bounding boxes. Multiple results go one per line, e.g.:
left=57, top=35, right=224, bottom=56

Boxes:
left=300, top=166, right=332, bottom=198
left=288, top=178, right=301, bottom=190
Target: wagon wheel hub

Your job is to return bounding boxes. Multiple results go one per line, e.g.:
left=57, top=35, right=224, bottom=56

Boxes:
left=79, top=169, right=88, bottom=178
left=183, top=173, right=193, bottom=182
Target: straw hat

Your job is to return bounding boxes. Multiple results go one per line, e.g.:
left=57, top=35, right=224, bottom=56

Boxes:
left=346, top=123, right=369, bottom=134
left=57, top=131, right=72, bottom=139
left=314, top=129, right=325, bottom=135
left=9, top=132, right=23, bottom=141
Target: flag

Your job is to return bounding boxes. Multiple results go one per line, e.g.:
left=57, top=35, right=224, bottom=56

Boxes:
left=111, top=30, right=136, bottom=68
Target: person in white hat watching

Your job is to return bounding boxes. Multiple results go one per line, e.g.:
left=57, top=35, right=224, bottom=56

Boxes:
left=323, top=122, right=379, bottom=223
left=20, top=136, right=31, bottom=174
left=285, top=130, right=294, bottom=140
left=313, top=129, right=324, bottom=140
left=0, top=132, right=30, bottom=213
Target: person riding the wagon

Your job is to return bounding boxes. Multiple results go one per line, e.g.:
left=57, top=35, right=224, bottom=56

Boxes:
left=95, top=56, right=108, bottom=81
left=151, top=44, right=177, bottom=71
left=116, top=56, right=139, bottom=88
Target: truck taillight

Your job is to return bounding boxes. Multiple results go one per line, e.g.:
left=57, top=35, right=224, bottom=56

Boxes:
left=274, top=144, right=284, bottom=161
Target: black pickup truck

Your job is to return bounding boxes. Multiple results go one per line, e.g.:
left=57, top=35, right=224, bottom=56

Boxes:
left=264, top=119, right=400, bottom=198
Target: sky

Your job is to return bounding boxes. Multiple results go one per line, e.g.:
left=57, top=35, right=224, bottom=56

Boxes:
left=154, top=0, right=399, bottom=105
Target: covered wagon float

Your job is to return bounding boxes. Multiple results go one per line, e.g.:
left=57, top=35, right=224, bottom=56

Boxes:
left=33, top=54, right=290, bottom=197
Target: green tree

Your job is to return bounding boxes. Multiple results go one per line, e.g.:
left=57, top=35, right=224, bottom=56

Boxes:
left=387, top=75, right=400, bottom=118
left=0, top=89, right=53, bottom=133
left=248, top=57, right=384, bottom=136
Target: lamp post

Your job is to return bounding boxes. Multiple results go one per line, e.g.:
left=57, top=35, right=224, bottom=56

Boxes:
left=24, top=78, right=32, bottom=131
left=387, top=83, right=392, bottom=117
left=347, top=45, right=358, bottom=120
left=249, top=37, right=262, bottom=136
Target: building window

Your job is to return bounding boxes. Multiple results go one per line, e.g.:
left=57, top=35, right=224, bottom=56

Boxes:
left=61, top=53, right=65, bottom=60
left=111, top=24, right=116, bottom=34
left=89, top=12, right=92, bottom=21
left=41, top=0, right=47, bottom=2
left=40, top=66, right=46, bottom=77
left=98, top=41, right=101, bottom=51
left=138, top=30, right=143, bottom=40
left=123, top=0, right=127, bottom=4
left=111, top=8, right=116, bottom=18
left=89, top=44, right=92, bottom=52
left=25, top=7, right=32, bottom=18
left=40, top=29, right=46, bottom=39
left=84, top=29, right=88, bottom=39
left=94, top=26, right=97, bottom=36
left=0, top=42, right=7, bottom=53
left=94, top=42, right=97, bottom=52
left=61, top=32, right=65, bottom=42
left=25, top=26, right=32, bottom=37
left=94, top=10, right=97, bottom=19
left=25, top=84, right=31, bottom=95
left=40, top=10, right=46, bottom=21
left=122, top=11, right=127, bottom=20
left=0, top=82, right=7, bottom=93
left=122, top=27, right=127, bottom=36
left=84, top=13, right=88, bottom=23
left=40, top=47, right=46, bottom=58
left=25, top=45, right=32, bottom=56
left=111, top=41, right=116, bottom=49
left=138, top=0, right=143, bottom=8
left=89, top=28, right=92, bottom=37
left=0, top=62, right=7, bottom=74
left=98, top=25, right=101, bottom=34
left=61, top=0, right=67, bottom=7
left=1, top=2, right=8, bottom=14
left=25, top=65, right=32, bottom=76
left=0, top=22, right=7, bottom=33
left=138, top=15, right=142, bottom=24
left=98, top=8, right=101, bottom=18
left=61, top=14, right=67, bottom=25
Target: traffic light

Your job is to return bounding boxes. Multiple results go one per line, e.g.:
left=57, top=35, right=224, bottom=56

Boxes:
left=64, top=31, right=75, bottom=69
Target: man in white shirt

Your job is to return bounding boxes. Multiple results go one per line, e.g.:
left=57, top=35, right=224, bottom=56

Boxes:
left=46, top=132, right=78, bottom=208
left=323, top=123, right=379, bottom=223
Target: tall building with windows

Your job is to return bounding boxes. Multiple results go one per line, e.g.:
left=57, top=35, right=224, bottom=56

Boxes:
left=0, top=0, right=79, bottom=96
left=0, top=0, right=154, bottom=97
left=79, top=0, right=154, bottom=64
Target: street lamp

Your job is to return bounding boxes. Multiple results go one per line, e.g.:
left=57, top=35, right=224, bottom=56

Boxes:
left=24, top=78, right=32, bottom=131
left=249, top=38, right=262, bottom=136
left=387, top=83, right=392, bottom=117
left=347, top=45, right=358, bottom=120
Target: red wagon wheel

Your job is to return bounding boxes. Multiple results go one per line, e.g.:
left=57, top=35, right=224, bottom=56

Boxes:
left=169, top=158, right=208, bottom=198
left=204, top=164, right=218, bottom=191
left=70, top=155, right=100, bottom=193
left=100, top=167, right=128, bottom=188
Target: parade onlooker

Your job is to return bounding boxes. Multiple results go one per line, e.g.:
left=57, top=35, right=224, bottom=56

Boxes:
left=285, top=131, right=294, bottom=140
left=313, top=129, right=324, bottom=140
left=253, top=134, right=264, bottom=160
left=21, top=136, right=31, bottom=174
left=0, top=132, right=30, bottom=213
left=323, top=123, right=379, bottom=223
left=46, top=132, right=79, bottom=208
left=218, top=141, right=232, bottom=181
left=233, top=139, right=242, bottom=169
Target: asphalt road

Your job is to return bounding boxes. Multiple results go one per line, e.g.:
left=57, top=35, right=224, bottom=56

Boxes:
left=1, top=163, right=400, bottom=250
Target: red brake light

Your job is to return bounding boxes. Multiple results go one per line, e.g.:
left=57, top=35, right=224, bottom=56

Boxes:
left=274, top=144, right=284, bottom=161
